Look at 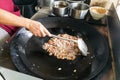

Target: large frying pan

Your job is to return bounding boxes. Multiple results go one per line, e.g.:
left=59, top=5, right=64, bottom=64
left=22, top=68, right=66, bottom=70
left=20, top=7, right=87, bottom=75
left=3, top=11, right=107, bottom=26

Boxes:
left=10, top=17, right=109, bottom=80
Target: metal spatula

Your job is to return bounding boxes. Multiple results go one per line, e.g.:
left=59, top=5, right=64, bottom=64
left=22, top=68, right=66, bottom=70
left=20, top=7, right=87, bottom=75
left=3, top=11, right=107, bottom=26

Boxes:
left=51, top=34, right=89, bottom=56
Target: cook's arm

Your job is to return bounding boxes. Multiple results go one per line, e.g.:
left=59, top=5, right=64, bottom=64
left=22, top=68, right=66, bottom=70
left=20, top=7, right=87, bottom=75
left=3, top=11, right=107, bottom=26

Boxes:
left=0, top=8, right=51, bottom=37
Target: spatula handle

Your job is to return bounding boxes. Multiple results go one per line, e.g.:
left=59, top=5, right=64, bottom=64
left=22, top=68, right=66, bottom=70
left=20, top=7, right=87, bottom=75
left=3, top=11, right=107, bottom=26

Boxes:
left=51, top=34, right=77, bottom=43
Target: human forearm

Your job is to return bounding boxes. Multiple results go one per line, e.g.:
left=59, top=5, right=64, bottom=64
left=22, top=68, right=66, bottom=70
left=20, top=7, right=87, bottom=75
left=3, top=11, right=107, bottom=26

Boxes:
left=0, top=8, right=30, bottom=29
left=0, top=8, right=51, bottom=37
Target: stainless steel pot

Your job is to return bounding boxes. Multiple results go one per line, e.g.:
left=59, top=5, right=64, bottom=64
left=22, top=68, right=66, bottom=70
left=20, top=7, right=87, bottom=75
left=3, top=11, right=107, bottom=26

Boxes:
left=52, top=1, right=69, bottom=17
left=37, top=0, right=66, bottom=10
left=67, top=0, right=91, bottom=5
left=67, top=0, right=83, bottom=3
left=37, top=0, right=54, bottom=10
left=68, top=2, right=89, bottom=19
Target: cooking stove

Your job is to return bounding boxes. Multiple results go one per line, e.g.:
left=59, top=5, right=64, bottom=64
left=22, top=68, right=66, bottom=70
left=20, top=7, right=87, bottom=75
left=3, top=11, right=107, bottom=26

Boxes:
left=0, top=4, right=120, bottom=80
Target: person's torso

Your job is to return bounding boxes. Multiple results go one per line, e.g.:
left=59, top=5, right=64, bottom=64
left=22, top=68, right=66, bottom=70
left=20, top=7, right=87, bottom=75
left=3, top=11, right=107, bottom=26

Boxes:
left=0, top=0, right=20, bottom=36
left=0, top=0, right=14, bottom=12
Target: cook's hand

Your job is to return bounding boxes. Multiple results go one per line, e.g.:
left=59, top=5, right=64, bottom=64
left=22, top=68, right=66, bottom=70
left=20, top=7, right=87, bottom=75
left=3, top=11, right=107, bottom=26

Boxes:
left=25, top=19, right=51, bottom=37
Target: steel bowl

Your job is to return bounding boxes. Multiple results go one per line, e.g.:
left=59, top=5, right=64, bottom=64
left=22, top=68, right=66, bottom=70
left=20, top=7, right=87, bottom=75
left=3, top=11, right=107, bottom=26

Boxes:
left=52, top=1, right=69, bottom=17
left=89, top=6, right=107, bottom=20
left=68, top=2, right=89, bottom=19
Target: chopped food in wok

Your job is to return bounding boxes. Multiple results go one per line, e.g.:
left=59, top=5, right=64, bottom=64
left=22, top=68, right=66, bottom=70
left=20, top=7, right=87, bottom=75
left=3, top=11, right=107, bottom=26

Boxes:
left=43, top=34, right=81, bottom=60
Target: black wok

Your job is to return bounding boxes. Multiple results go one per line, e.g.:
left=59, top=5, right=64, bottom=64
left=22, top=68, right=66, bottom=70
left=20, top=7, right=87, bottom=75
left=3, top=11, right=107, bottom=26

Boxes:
left=10, top=17, right=109, bottom=80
